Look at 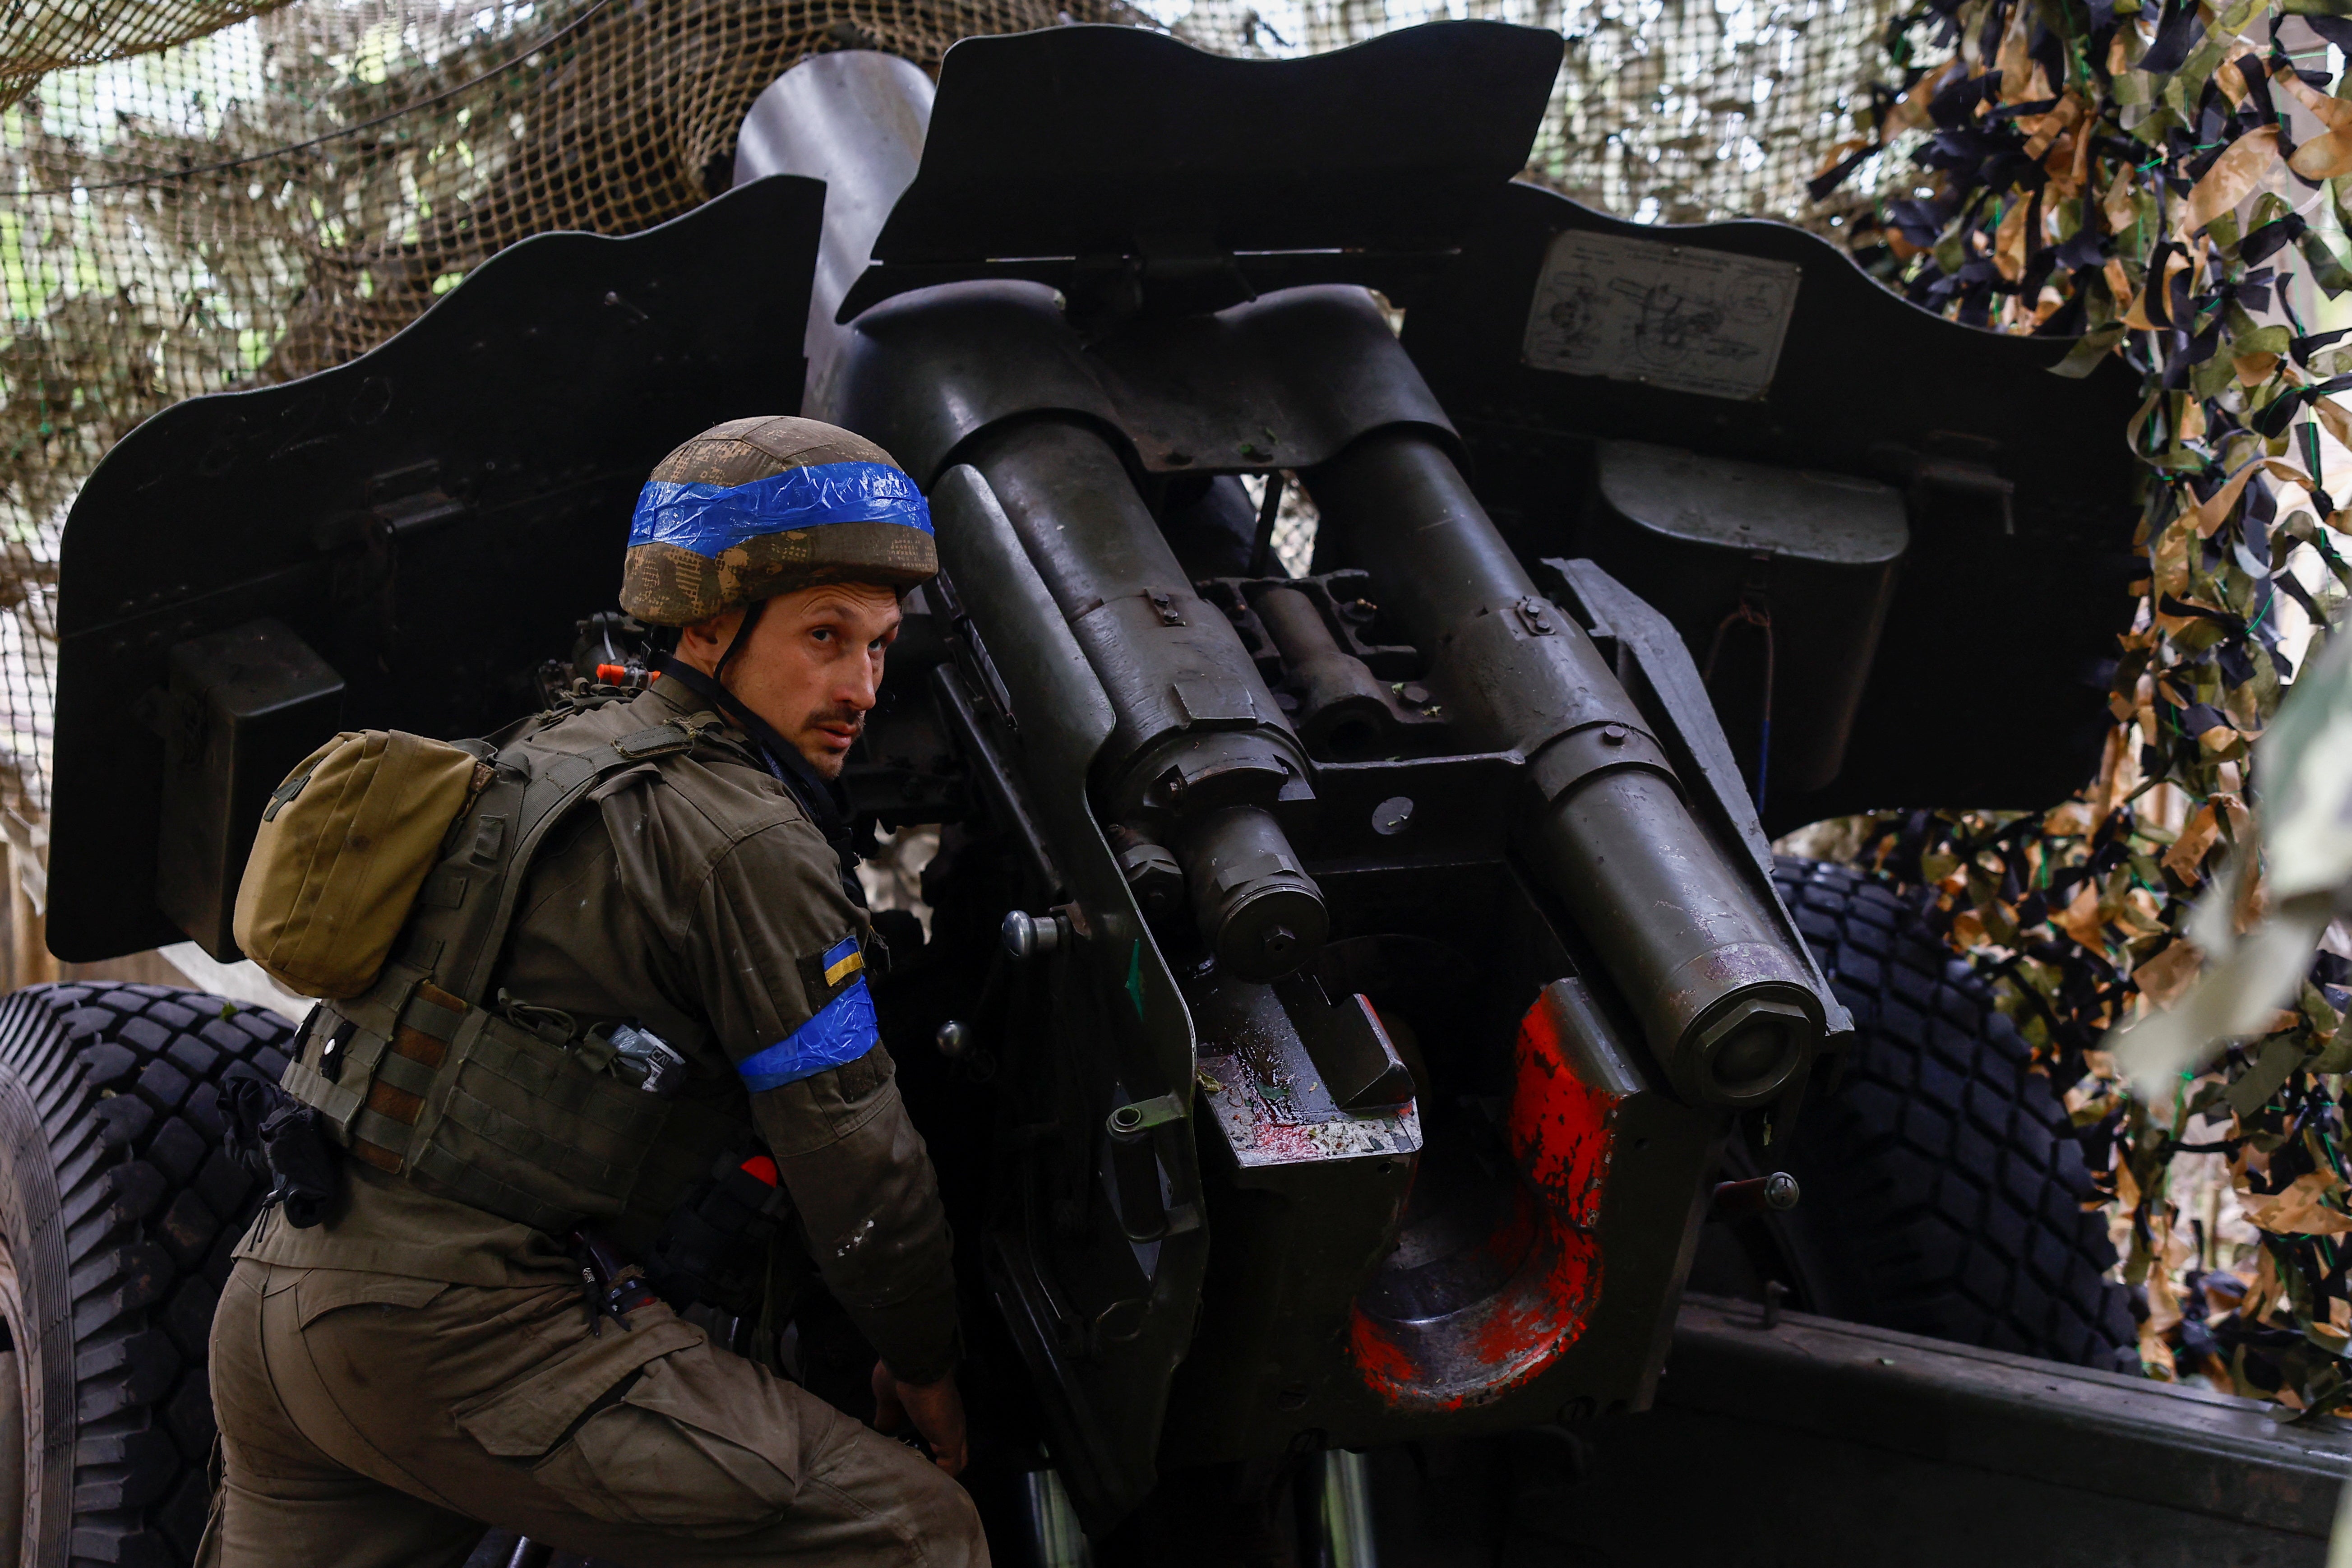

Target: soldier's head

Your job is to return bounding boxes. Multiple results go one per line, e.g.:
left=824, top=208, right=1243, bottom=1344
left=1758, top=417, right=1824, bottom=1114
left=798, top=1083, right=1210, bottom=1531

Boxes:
left=621, top=416, right=936, bottom=778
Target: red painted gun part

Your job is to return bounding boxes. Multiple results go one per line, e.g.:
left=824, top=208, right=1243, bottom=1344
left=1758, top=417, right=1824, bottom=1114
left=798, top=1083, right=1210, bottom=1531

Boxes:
left=1511, top=983, right=1617, bottom=1227
left=1346, top=981, right=1619, bottom=1411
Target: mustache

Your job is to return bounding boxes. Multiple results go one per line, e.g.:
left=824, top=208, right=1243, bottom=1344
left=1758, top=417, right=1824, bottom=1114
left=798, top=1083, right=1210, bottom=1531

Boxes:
left=804, top=703, right=867, bottom=736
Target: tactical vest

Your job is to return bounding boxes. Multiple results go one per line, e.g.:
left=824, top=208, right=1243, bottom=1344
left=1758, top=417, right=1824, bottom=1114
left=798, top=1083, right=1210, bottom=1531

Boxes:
left=280, top=705, right=760, bottom=1238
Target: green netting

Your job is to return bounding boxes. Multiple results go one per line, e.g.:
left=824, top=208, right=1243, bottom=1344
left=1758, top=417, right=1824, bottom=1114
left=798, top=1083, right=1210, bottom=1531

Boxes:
left=0, top=1, right=292, bottom=106
left=1803, top=0, right=2352, bottom=1410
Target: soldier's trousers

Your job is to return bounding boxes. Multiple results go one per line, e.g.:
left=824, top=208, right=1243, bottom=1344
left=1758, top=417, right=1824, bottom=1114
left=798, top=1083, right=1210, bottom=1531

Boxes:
left=205, top=1258, right=987, bottom=1568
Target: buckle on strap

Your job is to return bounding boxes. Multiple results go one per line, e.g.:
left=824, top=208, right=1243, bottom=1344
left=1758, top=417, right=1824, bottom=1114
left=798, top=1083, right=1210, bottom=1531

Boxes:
left=400, top=984, right=467, bottom=1043
left=612, top=712, right=722, bottom=761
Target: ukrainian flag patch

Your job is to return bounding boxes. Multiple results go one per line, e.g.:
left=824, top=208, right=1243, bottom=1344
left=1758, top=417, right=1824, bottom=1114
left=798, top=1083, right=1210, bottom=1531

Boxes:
left=798, top=932, right=866, bottom=1004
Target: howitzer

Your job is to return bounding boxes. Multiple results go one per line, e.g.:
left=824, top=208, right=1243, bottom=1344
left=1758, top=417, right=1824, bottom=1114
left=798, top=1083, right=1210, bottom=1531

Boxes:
left=738, top=28, right=1858, bottom=1511
left=28, top=19, right=2144, bottom=1563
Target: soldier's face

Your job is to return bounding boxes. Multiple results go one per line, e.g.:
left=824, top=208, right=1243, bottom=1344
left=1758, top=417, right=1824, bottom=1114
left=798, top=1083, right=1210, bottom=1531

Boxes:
left=679, top=583, right=902, bottom=777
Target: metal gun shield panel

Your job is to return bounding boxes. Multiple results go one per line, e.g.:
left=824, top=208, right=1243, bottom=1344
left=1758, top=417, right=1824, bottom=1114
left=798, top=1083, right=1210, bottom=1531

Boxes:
left=863, top=21, right=1561, bottom=270
left=48, top=176, right=825, bottom=961
left=1405, top=181, right=2141, bottom=832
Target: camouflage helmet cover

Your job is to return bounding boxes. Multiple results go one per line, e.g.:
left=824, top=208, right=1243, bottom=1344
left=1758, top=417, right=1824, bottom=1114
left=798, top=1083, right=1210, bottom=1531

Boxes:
left=619, top=415, right=937, bottom=625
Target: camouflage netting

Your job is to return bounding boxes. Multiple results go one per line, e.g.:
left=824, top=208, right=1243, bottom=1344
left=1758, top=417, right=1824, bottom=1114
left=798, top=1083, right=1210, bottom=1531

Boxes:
left=1811, top=0, right=2352, bottom=1409
left=0, top=0, right=1131, bottom=813
left=0, top=3, right=286, bottom=104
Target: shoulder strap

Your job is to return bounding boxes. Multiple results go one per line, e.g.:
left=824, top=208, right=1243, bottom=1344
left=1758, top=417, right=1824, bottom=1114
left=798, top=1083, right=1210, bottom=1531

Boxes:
left=398, top=710, right=725, bottom=1007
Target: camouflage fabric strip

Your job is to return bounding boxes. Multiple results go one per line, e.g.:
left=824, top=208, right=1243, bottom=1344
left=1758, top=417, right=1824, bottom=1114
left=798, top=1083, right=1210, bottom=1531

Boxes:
left=619, top=523, right=940, bottom=624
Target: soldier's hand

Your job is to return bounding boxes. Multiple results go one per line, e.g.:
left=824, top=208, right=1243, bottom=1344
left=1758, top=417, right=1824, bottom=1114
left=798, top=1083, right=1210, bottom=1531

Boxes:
left=870, top=1360, right=970, bottom=1476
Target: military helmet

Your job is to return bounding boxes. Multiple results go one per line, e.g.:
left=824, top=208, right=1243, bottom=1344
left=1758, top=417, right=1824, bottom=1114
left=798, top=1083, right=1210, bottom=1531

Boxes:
left=619, top=415, right=937, bottom=626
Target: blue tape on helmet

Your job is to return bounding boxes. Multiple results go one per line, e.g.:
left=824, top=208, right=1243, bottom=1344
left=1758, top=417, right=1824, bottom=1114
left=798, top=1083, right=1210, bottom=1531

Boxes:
left=628, top=460, right=933, bottom=557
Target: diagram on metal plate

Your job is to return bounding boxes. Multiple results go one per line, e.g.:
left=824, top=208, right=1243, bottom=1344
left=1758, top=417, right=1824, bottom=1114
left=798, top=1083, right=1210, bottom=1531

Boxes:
left=1521, top=229, right=1801, bottom=402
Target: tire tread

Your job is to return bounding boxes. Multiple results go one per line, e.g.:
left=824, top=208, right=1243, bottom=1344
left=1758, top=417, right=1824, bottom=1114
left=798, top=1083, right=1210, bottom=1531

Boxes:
left=1773, top=857, right=2137, bottom=1365
left=0, top=982, right=297, bottom=1568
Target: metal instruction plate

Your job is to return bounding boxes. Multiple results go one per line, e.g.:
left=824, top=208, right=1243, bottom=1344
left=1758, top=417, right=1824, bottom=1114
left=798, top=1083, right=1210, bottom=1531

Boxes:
left=1520, top=229, right=1801, bottom=402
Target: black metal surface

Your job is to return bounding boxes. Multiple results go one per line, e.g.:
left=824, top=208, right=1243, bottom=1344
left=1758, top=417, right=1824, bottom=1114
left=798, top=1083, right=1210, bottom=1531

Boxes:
left=1156, top=865, right=1718, bottom=1464
left=833, top=282, right=1462, bottom=488
left=151, top=620, right=347, bottom=957
left=1304, top=430, right=1837, bottom=1113
left=1658, top=1297, right=2352, bottom=1548
left=1584, top=439, right=1908, bottom=797
left=959, top=418, right=1324, bottom=983
left=841, top=22, right=1562, bottom=318
left=1250, top=585, right=1403, bottom=760
left=1538, top=558, right=1855, bottom=1088
left=48, top=175, right=825, bottom=961
left=927, top=465, right=1208, bottom=1532
left=907, top=443, right=1837, bottom=1501
left=917, top=448, right=1753, bottom=1508
left=1368, top=1296, right=2352, bottom=1566
left=1404, top=182, right=2143, bottom=832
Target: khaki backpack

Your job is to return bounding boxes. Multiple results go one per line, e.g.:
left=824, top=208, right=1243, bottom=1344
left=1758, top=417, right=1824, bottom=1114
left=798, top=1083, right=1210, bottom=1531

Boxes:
left=233, top=730, right=487, bottom=998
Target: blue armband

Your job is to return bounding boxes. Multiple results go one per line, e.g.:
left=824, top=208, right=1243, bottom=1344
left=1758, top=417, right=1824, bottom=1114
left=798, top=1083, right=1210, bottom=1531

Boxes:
left=736, top=973, right=881, bottom=1092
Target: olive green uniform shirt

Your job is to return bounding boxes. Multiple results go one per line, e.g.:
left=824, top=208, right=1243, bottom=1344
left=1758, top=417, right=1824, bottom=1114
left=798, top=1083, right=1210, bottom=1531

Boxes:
left=241, top=680, right=961, bottom=1382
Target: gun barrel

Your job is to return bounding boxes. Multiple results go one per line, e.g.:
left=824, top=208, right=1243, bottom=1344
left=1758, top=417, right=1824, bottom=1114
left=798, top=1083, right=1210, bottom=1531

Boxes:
left=1309, top=429, right=1819, bottom=1105
left=966, top=417, right=1326, bottom=981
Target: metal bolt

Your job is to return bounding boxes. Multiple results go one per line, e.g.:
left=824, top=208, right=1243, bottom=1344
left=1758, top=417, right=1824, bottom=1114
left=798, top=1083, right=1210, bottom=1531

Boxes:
left=1001, top=910, right=1066, bottom=962
left=1711, top=1170, right=1802, bottom=1219
left=1601, top=723, right=1629, bottom=746
left=1399, top=682, right=1432, bottom=708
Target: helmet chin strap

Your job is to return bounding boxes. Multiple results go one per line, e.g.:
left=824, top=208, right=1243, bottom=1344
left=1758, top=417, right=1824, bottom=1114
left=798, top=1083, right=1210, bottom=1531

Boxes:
left=713, top=597, right=765, bottom=682
left=656, top=598, right=802, bottom=774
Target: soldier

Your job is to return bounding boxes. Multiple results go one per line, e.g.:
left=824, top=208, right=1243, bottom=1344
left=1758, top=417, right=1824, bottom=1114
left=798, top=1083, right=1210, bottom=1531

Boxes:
left=207, top=417, right=983, bottom=1567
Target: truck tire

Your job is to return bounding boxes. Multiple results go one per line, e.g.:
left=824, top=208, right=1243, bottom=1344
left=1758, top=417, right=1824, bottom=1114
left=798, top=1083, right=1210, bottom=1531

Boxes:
left=0, top=981, right=298, bottom=1568
left=1763, top=856, right=2137, bottom=1367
